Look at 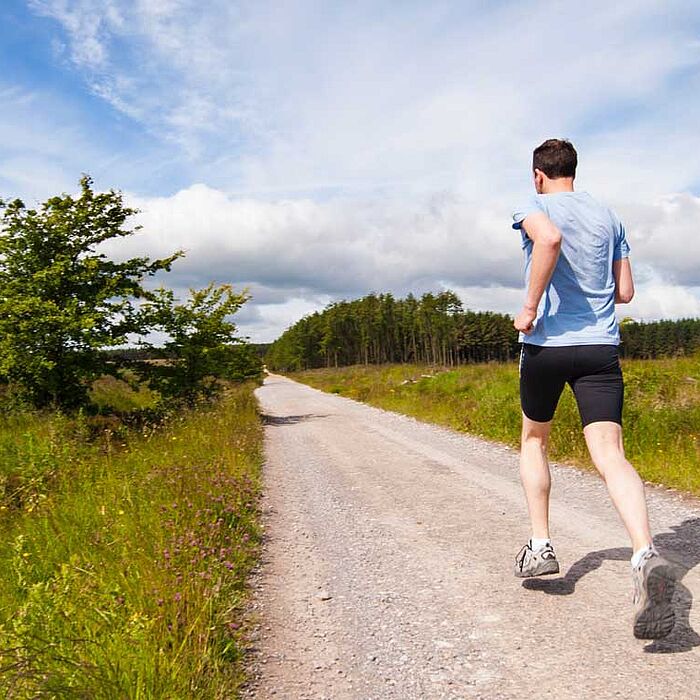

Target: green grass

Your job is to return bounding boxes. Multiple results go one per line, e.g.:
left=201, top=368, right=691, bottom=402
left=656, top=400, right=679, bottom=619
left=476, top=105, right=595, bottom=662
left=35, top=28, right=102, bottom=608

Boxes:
left=290, top=356, right=700, bottom=495
left=89, top=374, right=160, bottom=414
left=0, top=383, right=262, bottom=698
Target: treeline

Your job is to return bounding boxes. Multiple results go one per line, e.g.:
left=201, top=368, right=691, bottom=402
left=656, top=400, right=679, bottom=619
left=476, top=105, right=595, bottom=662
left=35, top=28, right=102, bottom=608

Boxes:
left=265, top=291, right=519, bottom=371
left=266, top=292, right=700, bottom=372
left=620, top=318, right=700, bottom=359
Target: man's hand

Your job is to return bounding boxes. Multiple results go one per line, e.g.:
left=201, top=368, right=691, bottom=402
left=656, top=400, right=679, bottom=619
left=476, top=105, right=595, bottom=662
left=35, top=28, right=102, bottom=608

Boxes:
left=514, top=305, right=537, bottom=334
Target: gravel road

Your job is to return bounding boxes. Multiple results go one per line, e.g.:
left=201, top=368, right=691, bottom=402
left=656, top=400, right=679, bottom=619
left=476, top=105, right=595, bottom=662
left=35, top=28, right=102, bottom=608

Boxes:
left=245, top=374, right=700, bottom=699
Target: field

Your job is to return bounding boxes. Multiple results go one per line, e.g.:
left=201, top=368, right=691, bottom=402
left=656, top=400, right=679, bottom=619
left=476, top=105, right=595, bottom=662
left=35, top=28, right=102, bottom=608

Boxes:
left=0, top=379, right=262, bottom=698
left=290, top=355, right=700, bottom=495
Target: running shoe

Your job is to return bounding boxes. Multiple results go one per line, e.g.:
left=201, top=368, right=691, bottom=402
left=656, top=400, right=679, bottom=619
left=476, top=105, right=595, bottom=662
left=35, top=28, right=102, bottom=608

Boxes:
left=632, top=549, right=676, bottom=640
left=514, top=541, right=560, bottom=578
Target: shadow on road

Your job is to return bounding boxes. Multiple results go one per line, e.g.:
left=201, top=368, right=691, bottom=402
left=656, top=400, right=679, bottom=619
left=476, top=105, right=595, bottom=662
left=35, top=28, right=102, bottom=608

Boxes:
left=522, top=517, right=700, bottom=653
left=261, top=413, right=329, bottom=426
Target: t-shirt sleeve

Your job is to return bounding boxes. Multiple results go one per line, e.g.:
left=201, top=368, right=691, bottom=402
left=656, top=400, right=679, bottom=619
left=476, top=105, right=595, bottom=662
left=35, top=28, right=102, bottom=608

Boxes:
left=612, top=218, right=630, bottom=261
left=512, top=196, right=544, bottom=248
left=512, top=196, right=544, bottom=229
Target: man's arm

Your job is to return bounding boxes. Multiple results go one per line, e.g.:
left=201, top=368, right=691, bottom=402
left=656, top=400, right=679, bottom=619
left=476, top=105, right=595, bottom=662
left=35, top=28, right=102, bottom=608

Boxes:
left=613, top=257, right=634, bottom=303
left=514, top=212, right=562, bottom=334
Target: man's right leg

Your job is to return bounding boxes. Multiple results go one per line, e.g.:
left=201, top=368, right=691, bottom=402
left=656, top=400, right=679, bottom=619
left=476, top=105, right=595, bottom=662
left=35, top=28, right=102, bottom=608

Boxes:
left=584, top=420, right=675, bottom=639
left=582, top=421, right=652, bottom=552
left=573, top=347, right=675, bottom=638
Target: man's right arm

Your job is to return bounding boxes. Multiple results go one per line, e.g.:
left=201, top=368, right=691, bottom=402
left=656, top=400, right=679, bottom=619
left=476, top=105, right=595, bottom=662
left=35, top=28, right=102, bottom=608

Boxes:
left=613, top=258, right=634, bottom=304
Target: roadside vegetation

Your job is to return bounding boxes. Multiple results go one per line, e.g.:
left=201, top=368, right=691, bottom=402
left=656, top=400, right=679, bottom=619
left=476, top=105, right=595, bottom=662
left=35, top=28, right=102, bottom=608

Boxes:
left=290, top=355, right=700, bottom=495
left=0, top=178, right=264, bottom=697
left=0, top=383, right=261, bottom=698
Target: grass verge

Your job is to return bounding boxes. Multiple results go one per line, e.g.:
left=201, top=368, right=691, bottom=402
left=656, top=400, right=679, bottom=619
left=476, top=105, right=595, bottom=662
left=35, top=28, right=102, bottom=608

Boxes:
left=0, top=383, right=262, bottom=699
left=290, top=356, right=700, bottom=495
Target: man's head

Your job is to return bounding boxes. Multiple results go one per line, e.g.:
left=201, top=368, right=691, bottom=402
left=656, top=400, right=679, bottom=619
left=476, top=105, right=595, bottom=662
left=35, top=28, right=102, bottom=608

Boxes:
left=532, top=139, right=577, bottom=194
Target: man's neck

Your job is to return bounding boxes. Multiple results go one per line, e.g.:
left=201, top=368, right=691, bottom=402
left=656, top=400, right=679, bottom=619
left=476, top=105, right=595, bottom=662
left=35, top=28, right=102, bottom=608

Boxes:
left=542, top=177, right=575, bottom=194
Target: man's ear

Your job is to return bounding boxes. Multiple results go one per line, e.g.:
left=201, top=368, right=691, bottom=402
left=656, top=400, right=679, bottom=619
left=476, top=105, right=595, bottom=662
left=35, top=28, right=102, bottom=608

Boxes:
left=533, top=169, right=545, bottom=193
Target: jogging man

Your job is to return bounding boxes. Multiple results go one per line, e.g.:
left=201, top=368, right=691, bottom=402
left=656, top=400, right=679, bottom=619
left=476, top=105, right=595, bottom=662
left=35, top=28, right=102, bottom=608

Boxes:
left=511, top=138, right=676, bottom=640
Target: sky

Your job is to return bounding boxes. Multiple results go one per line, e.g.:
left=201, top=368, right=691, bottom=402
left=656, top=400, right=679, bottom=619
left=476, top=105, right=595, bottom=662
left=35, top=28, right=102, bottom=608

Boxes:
left=2, top=0, right=700, bottom=342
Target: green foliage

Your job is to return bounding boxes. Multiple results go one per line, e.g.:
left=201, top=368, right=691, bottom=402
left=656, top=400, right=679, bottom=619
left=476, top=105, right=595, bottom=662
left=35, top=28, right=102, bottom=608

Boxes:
left=620, top=318, right=700, bottom=358
left=88, top=374, right=160, bottom=414
left=266, top=291, right=518, bottom=371
left=291, top=354, right=700, bottom=494
left=0, top=384, right=262, bottom=698
left=139, top=284, right=263, bottom=406
left=0, top=176, right=181, bottom=409
left=265, top=287, right=700, bottom=372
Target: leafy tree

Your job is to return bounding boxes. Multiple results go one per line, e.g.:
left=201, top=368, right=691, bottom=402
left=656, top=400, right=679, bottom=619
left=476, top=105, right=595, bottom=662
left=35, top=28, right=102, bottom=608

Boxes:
left=265, top=290, right=520, bottom=371
left=139, top=283, right=262, bottom=406
left=0, top=176, right=181, bottom=408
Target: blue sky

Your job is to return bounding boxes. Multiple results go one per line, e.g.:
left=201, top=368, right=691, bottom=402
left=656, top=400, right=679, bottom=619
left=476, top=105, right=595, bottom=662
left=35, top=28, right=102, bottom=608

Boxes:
left=2, top=1, right=700, bottom=340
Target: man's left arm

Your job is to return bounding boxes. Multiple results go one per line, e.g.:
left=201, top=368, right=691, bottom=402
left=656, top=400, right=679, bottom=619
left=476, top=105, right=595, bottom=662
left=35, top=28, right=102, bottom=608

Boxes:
left=514, top=212, right=562, bottom=334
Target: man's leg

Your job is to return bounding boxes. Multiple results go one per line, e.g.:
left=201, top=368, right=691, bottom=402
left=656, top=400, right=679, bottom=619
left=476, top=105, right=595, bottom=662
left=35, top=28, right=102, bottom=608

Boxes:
left=515, top=345, right=564, bottom=577
left=574, top=348, right=675, bottom=639
left=583, top=421, right=675, bottom=639
left=583, top=420, right=652, bottom=552
left=520, top=414, right=554, bottom=540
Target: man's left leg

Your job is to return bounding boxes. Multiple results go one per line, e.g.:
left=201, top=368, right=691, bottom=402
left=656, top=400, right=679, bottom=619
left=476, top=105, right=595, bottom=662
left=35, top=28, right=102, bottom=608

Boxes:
left=515, top=345, right=565, bottom=577
left=515, top=414, right=560, bottom=577
left=520, top=414, right=553, bottom=542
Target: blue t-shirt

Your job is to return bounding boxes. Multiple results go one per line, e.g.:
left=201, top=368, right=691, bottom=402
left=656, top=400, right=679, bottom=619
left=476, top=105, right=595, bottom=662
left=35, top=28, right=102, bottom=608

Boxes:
left=512, top=191, right=630, bottom=346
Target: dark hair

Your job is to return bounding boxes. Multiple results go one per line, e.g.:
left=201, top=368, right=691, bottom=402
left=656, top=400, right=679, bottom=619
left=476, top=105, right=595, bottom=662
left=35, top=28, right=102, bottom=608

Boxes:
left=532, top=139, right=577, bottom=179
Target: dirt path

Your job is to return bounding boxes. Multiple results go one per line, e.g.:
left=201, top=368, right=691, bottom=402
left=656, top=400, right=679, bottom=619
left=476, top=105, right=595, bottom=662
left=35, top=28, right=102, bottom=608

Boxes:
left=244, top=374, right=700, bottom=699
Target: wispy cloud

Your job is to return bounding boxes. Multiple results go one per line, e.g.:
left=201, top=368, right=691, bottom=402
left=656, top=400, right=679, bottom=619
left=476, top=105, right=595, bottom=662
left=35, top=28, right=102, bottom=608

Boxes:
left=28, top=1, right=700, bottom=197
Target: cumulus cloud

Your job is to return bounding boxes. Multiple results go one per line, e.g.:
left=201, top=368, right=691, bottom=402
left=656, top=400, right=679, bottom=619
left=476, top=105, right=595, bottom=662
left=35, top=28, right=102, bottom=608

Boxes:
left=120, top=186, right=520, bottom=295
left=624, top=281, right=700, bottom=320
left=99, top=184, right=700, bottom=341
left=617, top=193, right=700, bottom=286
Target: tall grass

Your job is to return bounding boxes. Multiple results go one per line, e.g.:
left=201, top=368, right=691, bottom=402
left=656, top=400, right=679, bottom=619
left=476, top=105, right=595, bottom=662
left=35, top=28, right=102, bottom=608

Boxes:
left=290, top=355, right=700, bottom=494
left=0, top=383, right=262, bottom=698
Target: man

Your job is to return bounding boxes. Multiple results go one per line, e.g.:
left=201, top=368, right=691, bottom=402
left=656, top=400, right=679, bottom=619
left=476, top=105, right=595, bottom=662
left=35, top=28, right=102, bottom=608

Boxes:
left=511, top=138, right=676, bottom=640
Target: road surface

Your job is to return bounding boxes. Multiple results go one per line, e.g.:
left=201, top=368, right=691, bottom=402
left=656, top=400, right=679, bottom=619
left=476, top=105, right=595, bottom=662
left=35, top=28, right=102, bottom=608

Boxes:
left=245, top=374, right=700, bottom=699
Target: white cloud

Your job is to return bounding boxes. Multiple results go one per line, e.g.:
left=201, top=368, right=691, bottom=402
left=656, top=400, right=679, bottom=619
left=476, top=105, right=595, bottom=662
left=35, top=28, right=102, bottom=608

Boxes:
left=97, top=184, right=700, bottom=341
left=236, top=295, right=334, bottom=343
left=623, top=282, right=700, bottom=320
left=617, top=193, right=700, bottom=286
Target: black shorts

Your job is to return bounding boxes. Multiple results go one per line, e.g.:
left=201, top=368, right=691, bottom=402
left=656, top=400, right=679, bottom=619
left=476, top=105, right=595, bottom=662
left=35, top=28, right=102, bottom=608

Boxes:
left=519, top=343, right=624, bottom=426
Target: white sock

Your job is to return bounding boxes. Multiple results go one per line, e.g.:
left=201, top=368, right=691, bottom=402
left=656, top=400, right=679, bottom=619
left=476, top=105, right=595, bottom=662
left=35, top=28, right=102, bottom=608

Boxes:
left=630, top=543, right=655, bottom=568
left=530, top=537, right=551, bottom=551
